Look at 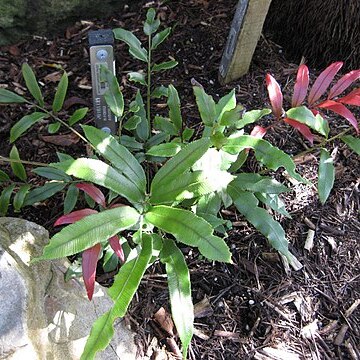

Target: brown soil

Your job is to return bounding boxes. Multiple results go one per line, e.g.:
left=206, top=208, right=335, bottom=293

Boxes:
left=1, top=0, right=359, bottom=359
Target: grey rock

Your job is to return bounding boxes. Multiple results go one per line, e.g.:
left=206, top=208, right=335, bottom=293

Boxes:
left=0, top=217, right=137, bottom=360
left=0, top=0, right=140, bottom=46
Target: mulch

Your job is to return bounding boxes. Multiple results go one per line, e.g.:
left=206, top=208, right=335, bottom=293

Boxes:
left=0, top=0, right=359, bottom=359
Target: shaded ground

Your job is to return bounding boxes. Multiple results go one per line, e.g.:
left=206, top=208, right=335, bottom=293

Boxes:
left=1, top=0, right=359, bottom=359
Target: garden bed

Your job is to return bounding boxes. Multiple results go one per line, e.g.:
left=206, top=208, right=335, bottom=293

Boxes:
left=1, top=0, right=359, bottom=359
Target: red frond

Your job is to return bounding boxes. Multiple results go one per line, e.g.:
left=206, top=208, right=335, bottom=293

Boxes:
left=250, top=125, right=267, bottom=138
left=266, top=74, right=283, bottom=119
left=82, top=243, right=102, bottom=301
left=328, top=70, right=360, bottom=99
left=308, top=62, right=343, bottom=106
left=109, top=235, right=125, bottom=263
left=284, top=118, right=314, bottom=145
left=338, top=88, right=360, bottom=106
left=292, top=64, right=309, bottom=107
left=76, top=183, right=106, bottom=207
left=318, top=100, right=359, bottom=133
left=54, top=208, right=98, bottom=226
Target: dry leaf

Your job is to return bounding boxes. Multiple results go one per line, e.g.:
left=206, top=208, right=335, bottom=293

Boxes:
left=8, top=45, right=20, bottom=56
left=44, top=71, right=62, bottom=83
left=40, top=133, right=79, bottom=146
left=194, top=296, right=213, bottom=318
left=153, top=307, right=174, bottom=336
left=63, top=96, right=90, bottom=110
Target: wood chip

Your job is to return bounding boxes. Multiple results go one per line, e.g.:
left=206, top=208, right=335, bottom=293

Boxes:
left=345, top=299, right=360, bottom=317
left=193, top=327, right=210, bottom=340
left=334, top=324, right=349, bottom=346
left=254, top=346, right=301, bottom=360
left=323, top=236, right=338, bottom=252
left=304, top=217, right=316, bottom=230
left=345, top=340, right=359, bottom=360
left=213, top=330, right=240, bottom=341
left=301, top=320, right=319, bottom=339
left=304, top=229, right=315, bottom=251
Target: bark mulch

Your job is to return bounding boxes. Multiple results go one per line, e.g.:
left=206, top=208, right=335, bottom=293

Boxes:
left=0, top=0, right=359, bottom=359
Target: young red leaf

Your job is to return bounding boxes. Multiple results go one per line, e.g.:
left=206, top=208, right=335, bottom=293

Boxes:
left=109, top=235, right=125, bottom=263
left=318, top=99, right=359, bottom=133
left=76, top=183, right=106, bottom=207
left=284, top=118, right=314, bottom=145
left=245, top=125, right=267, bottom=154
left=250, top=125, right=267, bottom=138
left=328, top=70, right=360, bottom=99
left=308, top=62, right=343, bottom=106
left=311, top=109, right=320, bottom=116
left=338, top=88, right=360, bottom=106
left=292, top=64, right=309, bottom=107
left=339, top=96, right=360, bottom=107
left=266, top=74, right=283, bottom=119
left=82, top=243, right=101, bottom=301
left=54, top=208, right=98, bottom=226
left=109, top=203, right=126, bottom=208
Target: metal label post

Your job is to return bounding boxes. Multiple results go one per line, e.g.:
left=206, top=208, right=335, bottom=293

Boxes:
left=88, top=29, right=117, bottom=134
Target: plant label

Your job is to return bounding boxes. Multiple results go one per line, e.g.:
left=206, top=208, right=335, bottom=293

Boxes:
left=89, top=29, right=117, bottom=134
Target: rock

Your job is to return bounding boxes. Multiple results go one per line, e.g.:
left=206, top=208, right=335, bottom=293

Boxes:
left=0, top=0, right=139, bottom=46
left=0, top=217, right=137, bottom=360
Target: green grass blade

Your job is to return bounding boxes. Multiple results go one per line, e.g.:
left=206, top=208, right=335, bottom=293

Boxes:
left=318, top=148, right=335, bottom=204
left=10, top=112, right=47, bottom=143
left=63, top=184, right=79, bottom=214
left=167, top=84, right=182, bottom=132
left=82, top=125, right=146, bottom=192
left=0, top=185, right=15, bottom=216
left=52, top=158, right=144, bottom=205
left=223, top=135, right=307, bottom=183
left=145, top=205, right=231, bottom=262
left=150, top=171, right=213, bottom=204
left=22, top=63, right=44, bottom=106
left=160, top=239, right=194, bottom=359
left=101, top=66, right=124, bottom=117
left=113, top=28, right=148, bottom=62
left=35, top=206, right=139, bottom=261
left=0, top=88, right=26, bottom=103
left=24, top=182, right=67, bottom=206
left=81, top=236, right=152, bottom=360
left=151, top=138, right=210, bottom=191
left=52, top=71, right=68, bottom=112
left=10, top=145, right=27, bottom=181
left=13, top=184, right=31, bottom=212
left=341, top=135, right=360, bottom=155
left=228, top=183, right=292, bottom=259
